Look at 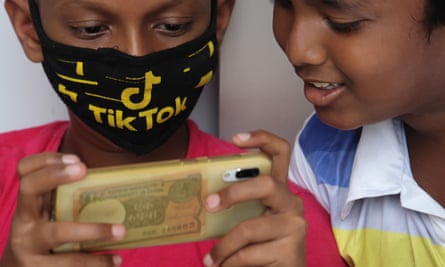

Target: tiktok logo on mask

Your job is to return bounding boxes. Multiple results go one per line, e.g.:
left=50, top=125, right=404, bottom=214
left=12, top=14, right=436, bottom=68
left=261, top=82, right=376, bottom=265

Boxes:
left=81, top=69, right=187, bottom=132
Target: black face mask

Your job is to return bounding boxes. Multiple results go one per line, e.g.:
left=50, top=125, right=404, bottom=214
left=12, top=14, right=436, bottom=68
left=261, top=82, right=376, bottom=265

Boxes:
left=28, top=0, right=218, bottom=154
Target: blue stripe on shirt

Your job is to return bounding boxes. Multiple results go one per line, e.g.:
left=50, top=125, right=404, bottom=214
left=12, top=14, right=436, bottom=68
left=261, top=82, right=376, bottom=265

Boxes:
left=299, top=115, right=361, bottom=188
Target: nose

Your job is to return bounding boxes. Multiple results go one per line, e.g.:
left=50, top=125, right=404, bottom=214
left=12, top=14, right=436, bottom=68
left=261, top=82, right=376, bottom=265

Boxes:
left=284, top=17, right=328, bottom=67
left=116, top=27, right=154, bottom=57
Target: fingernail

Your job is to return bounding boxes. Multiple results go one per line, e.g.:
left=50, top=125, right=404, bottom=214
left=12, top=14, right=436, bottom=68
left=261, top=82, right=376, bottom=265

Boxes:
left=112, top=225, right=126, bottom=239
left=61, top=154, right=79, bottom=164
left=112, top=255, right=122, bottom=266
left=235, top=133, right=251, bottom=142
left=206, top=194, right=220, bottom=210
left=64, top=164, right=82, bottom=176
left=203, top=253, right=213, bottom=267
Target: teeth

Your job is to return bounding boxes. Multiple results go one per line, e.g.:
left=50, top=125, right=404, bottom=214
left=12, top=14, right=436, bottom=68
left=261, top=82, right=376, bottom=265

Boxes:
left=311, top=82, right=341, bottom=90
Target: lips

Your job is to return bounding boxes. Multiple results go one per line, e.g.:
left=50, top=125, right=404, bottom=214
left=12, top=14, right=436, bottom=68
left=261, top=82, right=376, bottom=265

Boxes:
left=303, top=81, right=345, bottom=107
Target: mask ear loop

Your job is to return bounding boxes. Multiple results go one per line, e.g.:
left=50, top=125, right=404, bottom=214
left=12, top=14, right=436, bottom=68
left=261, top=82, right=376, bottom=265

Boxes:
left=28, top=0, right=50, bottom=46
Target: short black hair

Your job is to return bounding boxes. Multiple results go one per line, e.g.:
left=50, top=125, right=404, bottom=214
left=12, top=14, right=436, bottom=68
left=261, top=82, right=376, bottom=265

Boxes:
left=424, top=0, right=445, bottom=37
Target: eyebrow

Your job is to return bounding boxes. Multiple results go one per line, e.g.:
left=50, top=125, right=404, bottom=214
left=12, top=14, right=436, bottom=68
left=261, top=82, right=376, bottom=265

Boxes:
left=311, top=0, right=368, bottom=10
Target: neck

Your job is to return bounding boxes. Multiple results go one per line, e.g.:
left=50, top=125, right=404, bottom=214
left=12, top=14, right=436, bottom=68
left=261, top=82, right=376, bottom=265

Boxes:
left=403, top=113, right=445, bottom=207
left=59, top=112, right=189, bottom=168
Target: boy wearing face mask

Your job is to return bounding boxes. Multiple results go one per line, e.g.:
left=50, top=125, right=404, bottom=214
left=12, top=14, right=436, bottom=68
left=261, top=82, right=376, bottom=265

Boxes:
left=0, top=0, right=346, bottom=266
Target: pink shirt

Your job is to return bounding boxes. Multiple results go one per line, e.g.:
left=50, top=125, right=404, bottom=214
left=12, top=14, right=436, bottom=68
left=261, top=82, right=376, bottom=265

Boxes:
left=0, top=120, right=345, bottom=266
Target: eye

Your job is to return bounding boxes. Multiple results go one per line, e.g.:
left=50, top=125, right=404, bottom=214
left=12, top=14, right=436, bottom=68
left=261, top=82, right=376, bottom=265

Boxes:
left=70, top=24, right=109, bottom=40
left=155, top=22, right=192, bottom=37
left=326, top=19, right=364, bottom=34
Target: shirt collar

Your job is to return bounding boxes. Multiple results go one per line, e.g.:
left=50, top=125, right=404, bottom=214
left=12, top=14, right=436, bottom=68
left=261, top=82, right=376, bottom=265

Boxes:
left=342, top=119, right=445, bottom=219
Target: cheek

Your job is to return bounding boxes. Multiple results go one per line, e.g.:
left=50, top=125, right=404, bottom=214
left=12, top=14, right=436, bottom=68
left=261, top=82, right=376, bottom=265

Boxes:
left=337, top=48, right=426, bottom=122
left=333, top=33, right=417, bottom=94
left=326, top=42, right=418, bottom=124
left=338, top=18, right=428, bottom=97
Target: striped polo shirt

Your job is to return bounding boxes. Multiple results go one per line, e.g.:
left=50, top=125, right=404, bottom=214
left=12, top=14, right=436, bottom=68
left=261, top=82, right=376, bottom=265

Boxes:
left=289, top=114, right=445, bottom=266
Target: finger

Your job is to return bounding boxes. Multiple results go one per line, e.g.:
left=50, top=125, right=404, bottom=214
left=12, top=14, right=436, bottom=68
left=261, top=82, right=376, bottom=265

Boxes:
left=16, top=157, right=86, bottom=221
left=19, top=156, right=86, bottom=197
left=232, top=131, right=290, bottom=183
left=33, top=253, right=122, bottom=267
left=18, top=153, right=80, bottom=177
left=208, top=214, right=306, bottom=267
left=34, top=222, right=126, bottom=252
left=220, top=240, right=305, bottom=267
left=207, top=176, right=302, bottom=214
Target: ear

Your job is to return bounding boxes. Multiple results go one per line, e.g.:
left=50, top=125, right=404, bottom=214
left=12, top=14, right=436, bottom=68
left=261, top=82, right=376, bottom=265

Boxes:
left=5, top=0, right=43, bottom=62
left=216, top=0, right=235, bottom=45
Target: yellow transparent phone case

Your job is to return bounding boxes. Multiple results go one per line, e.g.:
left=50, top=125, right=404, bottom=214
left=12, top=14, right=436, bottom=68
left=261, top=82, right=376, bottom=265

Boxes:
left=52, top=152, right=271, bottom=252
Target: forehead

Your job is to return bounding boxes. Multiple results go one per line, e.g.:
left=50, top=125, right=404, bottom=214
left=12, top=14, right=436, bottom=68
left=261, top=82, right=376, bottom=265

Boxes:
left=37, top=0, right=210, bottom=10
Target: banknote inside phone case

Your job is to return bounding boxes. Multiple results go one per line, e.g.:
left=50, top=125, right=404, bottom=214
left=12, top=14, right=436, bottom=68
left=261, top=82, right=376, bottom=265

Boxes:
left=51, top=152, right=271, bottom=252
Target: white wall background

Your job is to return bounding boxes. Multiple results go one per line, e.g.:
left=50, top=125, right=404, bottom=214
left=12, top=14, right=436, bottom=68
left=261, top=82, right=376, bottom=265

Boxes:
left=0, top=5, right=68, bottom=133
left=219, top=0, right=312, bottom=144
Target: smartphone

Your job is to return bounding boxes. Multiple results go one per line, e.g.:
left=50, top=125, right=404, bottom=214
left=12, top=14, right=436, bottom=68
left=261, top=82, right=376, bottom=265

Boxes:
left=51, top=152, right=271, bottom=252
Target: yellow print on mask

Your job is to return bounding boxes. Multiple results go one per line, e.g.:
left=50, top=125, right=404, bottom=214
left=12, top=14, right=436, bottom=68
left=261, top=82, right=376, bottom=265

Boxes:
left=195, top=71, right=213, bottom=88
left=53, top=52, right=209, bottom=133
left=121, top=71, right=162, bottom=110
left=55, top=60, right=98, bottom=103
left=88, top=96, right=188, bottom=131
left=187, top=41, right=215, bottom=88
left=189, top=41, right=215, bottom=58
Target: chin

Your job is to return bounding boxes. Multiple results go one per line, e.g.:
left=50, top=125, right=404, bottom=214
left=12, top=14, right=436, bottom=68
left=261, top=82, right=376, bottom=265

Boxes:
left=315, top=109, right=364, bottom=131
